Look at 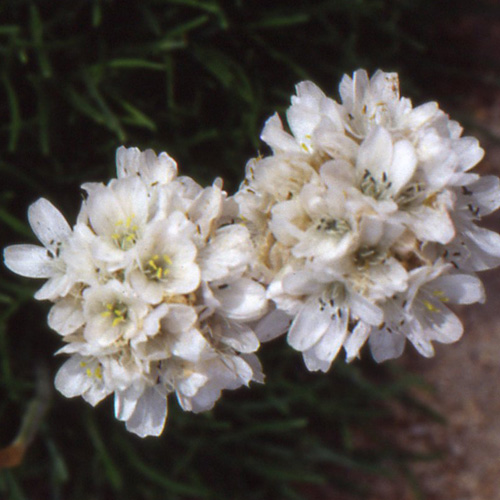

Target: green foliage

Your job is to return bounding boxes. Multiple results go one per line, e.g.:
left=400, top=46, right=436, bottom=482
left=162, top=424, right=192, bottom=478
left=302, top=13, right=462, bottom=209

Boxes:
left=0, top=0, right=482, bottom=498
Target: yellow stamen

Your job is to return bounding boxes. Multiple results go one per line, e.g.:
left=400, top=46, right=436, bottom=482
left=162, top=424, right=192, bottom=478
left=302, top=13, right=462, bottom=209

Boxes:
left=432, top=290, right=450, bottom=302
left=423, top=300, right=440, bottom=313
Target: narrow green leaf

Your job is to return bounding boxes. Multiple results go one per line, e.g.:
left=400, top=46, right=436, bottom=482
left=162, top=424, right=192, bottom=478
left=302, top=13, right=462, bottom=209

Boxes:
left=0, top=208, right=32, bottom=238
left=0, top=25, right=21, bottom=36
left=117, top=439, right=210, bottom=497
left=2, top=75, right=21, bottom=152
left=86, top=415, right=123, bottom=491
left=29, top=5, right=52, bottom=78
left=83, top=72, right=126, bottom=141
left=106, top=58, right=165, bottom=71
left=118, top=100, right=157, bottom=131
left=249, top=13, right=310, bottom=29
left=161, top=14, right=209, bottom=39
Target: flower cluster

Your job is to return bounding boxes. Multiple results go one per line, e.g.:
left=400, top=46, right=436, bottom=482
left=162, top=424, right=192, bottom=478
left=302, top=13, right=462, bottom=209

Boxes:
left=4, top=147, right=271, bottom=437
left=236, top=69, right=500, bottom=371
left=5, top=69, right=500, bottom=436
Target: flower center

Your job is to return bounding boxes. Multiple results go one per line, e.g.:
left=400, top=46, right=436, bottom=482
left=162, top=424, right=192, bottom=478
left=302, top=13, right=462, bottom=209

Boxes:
left=360, top=169, right=392, bottom=200
left=111, top=216, right=139, bottom=250
left=145, top=254, right=172, bottom=281
left=315, top=217, right=350, bottom=237
left=353, top=245, right=387, bottom=270
left=101, top=302, right=128, bottom=327
left=396, top=182, right=426, bottom=208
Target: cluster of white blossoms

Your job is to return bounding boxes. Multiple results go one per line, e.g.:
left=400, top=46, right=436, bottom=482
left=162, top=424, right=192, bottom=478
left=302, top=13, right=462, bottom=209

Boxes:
left=4, top=147, right=274, bottom=437
left=236, top=69, right=500, bottom=372
left=5, top=69, right=500, bottom=437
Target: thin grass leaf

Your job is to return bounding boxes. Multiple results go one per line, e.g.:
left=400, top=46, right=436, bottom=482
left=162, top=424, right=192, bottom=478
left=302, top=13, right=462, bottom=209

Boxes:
left=83, top=72, right=127, bottom=141
left=164, top=53, right=175, bottom=108
left=33, top=79, right=50, bottom=154
left=249, top=13, right=311, bottom=29
left=66, top=87, right=103, bottom=122
left=1, top=471, right=27, bottom=500
left=165, top=0, right=228, bottom=27
left=92, top=0, right=103, bottom=27
left=218, top=418, right=308, bottom=443
left=45, top=438, right=69, bottom=486
left=249, top=34, right=310, bottom=80
left=192, top=46, right=254, bottom=103
left=0, top=25, right=21, bottom=36
left=117, top=99, right=157, bottom=131
left=0, top=208, right=33, bottom=238
left=0, top=308, right=15, bottom=392
left=106, top=58, right=165, bottom=71
left=2, top=74, right=21, bottom=152
left=242, top=456, right=325, bottom=484
left=86, top=415, right=123, bottom=491
left=161, top=14, right=210, bottom=40
left=116, top=439, right=210, bottom=497
left=29, top=4, right=52, bottom=78
left=306, top=442, right=390, bottom=475
left=280, top=483, right=307, bottom=500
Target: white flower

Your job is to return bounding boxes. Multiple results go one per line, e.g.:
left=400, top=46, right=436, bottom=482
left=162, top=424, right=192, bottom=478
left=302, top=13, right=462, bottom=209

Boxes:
left=369, top=261, right=485, bottom=361
left=4, top=198, right=74, bottom=300
left=116, top=146, right=177, bottom=186
left=55, top=354, right=112, bottom=406
left=81, top=176, right=153, bottom=271
left=128, top=214, right=200, bottom=304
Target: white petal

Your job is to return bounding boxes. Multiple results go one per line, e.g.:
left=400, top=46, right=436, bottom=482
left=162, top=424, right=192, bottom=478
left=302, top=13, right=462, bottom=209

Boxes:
left=344, top=321, right=371, bottom=362
left=349, top=293, right=384, bottom=326
left=48, top=298, right=85, bottom=335
left=303, top=313, right=349, bottom=372
left=409, top=205, right=455, bottom=244
left=356, top=126, right=393, bottom=178
left=199, top=224, right=252, bottom=282
left=282, top=271, right=326, bottom=296
left=34, top=274, right=72, bottom=301
left=220, top=323, right=260, bottom=353
left=171, top=328, right=208, bottom=362
left=82, top=383, right=112, bottom=406
left=260, top=113, right=301, bottom=153
left=125, top=386, right=168, bottom=438
left=369, top=328, right=406, bottom=363
left=406, top=320, right=435, bottom=357
left=287, top=300, right=331, bottom=351
left=115, top=384, right=145, bottom=421
left=28, top=198, right=71, bottom=251
left=454, top=137, right=484, bottom=173
left=388, top=140, right=417, bottom=194
left=430, top=274, right=485, bottom=305
left=465, top=226, right=500, bottom=269
left=4, top=244, right=55, bottom=278
left=177, top=373, right=208, bottom=398
left=214, top=278, right=267, bottom=321
left=161, top=304, right=198, bottom=335
left=421, top=303, right=464, bottom=345
left=54, top=356, right=93, bottom=398
left=254, top=309, right=291, bottom=342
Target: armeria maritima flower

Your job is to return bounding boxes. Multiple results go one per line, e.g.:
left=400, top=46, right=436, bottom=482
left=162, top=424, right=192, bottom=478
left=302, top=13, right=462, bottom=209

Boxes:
left=236, top=69, right=500, bottom=371
left=4, top=146, right=270, bottom=437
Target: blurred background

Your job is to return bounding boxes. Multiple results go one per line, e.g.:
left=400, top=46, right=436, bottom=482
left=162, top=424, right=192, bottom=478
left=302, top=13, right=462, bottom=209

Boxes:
left=1, top=1, right=500, bottom=498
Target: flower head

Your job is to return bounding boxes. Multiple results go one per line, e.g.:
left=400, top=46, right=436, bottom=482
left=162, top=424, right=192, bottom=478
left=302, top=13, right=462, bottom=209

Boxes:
left=4, top=146, right=268, bottom=437
left=236, top=69, right=500, bottom=369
